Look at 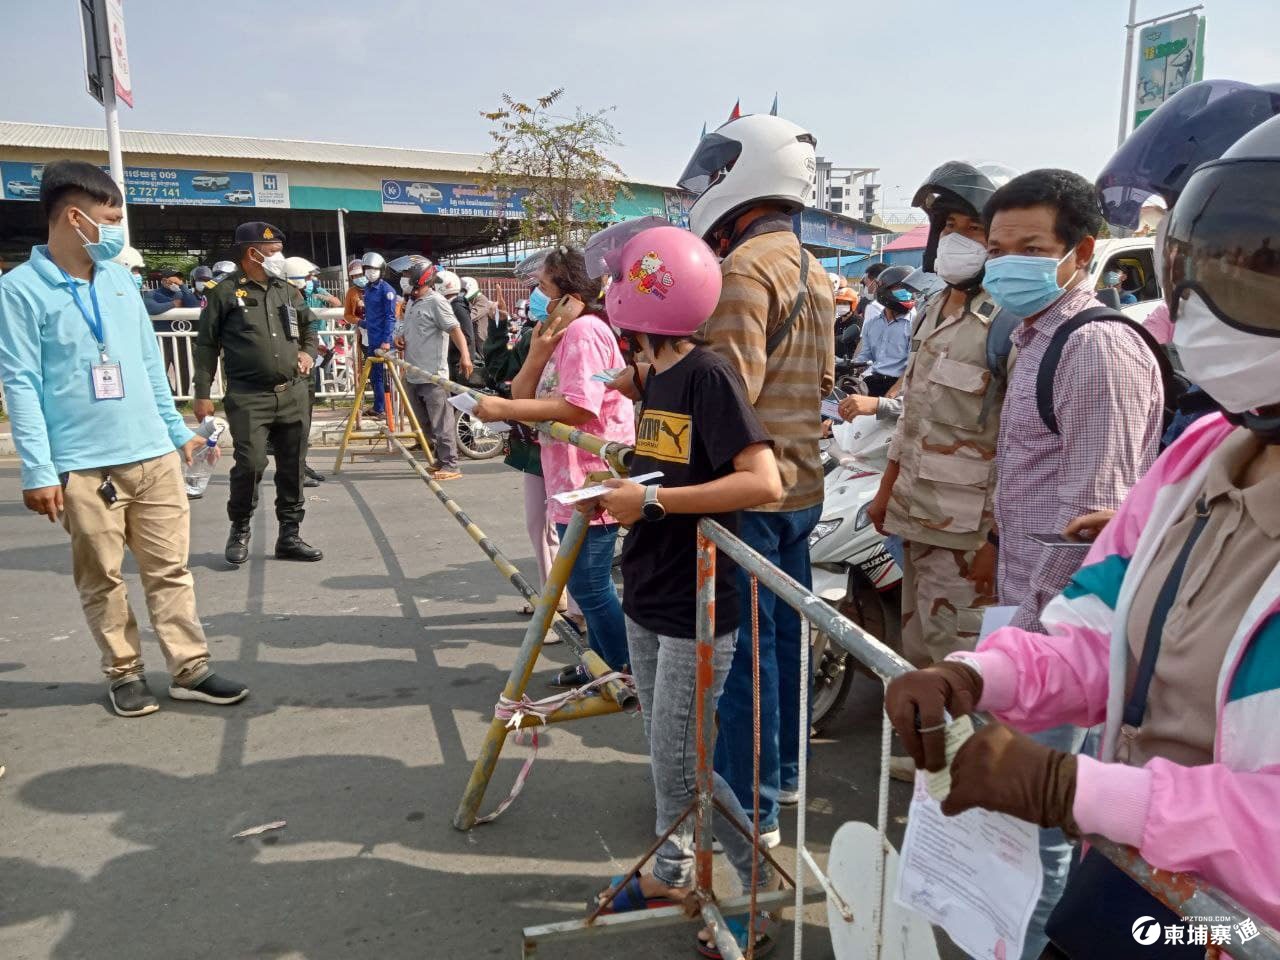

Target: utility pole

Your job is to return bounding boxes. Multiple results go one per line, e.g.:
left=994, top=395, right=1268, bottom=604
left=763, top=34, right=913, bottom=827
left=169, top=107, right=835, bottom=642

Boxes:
left=337, top=208, right=349, bottom=293
left=1118, top=0, right=1140, bottom=147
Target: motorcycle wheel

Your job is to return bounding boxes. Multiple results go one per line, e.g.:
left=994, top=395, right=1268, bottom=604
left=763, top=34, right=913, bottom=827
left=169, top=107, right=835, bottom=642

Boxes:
left=455, top=410, right=504, bottom=460
left=810, top=573, right=901, bottom=735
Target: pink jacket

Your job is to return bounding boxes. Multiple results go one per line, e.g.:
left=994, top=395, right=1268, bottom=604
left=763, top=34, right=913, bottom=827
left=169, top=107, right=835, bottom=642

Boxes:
left=958, top=413, right=1280, bottom=928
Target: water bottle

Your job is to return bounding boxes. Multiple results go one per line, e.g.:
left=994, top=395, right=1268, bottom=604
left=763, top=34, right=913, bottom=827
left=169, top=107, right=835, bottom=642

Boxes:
left=185, top=416, right=226, bottom=499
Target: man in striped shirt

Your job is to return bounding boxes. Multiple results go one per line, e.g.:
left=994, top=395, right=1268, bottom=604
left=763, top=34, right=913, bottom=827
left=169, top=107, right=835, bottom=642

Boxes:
left=675, top=113, right=835, bottom=844
left=980, top=168, right=1163, bottom=960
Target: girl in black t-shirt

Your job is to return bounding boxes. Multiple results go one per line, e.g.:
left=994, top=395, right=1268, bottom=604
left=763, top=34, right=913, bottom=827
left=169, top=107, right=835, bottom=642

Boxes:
left=577, top=226, right=783, bottom=957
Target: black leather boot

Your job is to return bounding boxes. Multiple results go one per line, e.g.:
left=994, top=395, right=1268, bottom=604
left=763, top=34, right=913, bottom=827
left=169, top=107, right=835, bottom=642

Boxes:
left=275, top=524, right=323, bottom=562
left=224, top=519, right=252, bottom=566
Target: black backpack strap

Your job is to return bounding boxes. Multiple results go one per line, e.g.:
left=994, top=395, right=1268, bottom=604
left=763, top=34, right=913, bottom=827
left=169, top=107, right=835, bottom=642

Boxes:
left=766, top=241, right=810, bottom=357
left=1035, top=306, right=1176, bottom=435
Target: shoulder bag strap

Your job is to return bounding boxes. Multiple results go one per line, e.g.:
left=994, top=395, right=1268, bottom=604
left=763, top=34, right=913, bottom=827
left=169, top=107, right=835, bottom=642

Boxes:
left=765, top=241, right=810, bottom=357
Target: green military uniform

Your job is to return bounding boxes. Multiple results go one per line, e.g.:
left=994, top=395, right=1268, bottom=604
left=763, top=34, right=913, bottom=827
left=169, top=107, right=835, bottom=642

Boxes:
left=193, top=227, right=318, bottom=535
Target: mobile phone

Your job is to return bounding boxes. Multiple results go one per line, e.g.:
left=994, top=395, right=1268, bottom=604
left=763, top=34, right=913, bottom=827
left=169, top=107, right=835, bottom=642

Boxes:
left=1026, top=532, right=1091, bottom=549
left=546, top=294, right=584, bottom=328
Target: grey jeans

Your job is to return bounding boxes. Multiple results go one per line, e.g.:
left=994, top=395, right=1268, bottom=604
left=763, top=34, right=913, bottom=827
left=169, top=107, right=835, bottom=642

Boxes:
left=626, top=617, right=771, bottom=892
left=407, top=381, right=457, bottom=469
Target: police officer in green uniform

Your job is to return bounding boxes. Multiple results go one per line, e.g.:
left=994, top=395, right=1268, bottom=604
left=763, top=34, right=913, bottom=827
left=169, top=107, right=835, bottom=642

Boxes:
left=193, top=222, right=324, bottom=566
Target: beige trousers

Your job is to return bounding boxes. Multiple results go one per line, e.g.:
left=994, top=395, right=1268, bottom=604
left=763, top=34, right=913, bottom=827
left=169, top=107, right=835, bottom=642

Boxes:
left=61, top=451, right=210, bottom=685
left=900, top=540, right=995, bottom=667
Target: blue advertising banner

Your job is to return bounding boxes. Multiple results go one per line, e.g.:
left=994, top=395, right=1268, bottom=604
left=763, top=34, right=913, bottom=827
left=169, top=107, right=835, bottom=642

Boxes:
left=795, top=209, right=875, bottom=253
left=1, top=161, right=289, bottom=207
left=381, top=179, right=528, bottom=217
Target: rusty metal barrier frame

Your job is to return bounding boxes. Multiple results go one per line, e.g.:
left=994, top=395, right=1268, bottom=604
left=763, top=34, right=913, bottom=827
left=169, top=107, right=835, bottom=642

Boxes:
left=696, top=517, right=1280, bottom=960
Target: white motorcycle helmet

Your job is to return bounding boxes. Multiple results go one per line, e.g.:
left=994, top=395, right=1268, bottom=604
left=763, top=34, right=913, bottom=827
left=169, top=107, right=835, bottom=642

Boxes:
left=361, top=251, right=386, bottom=284
left=461, top=276, right=480, bottom=301
left=114, top=246, right=145, bottom=271
left=436, top=269, right=462, bottom=297
left=284, top=255, right=318, bottom=290
left=212, top=260, right=237, bottom=282
left=678, top=114, right=817, bottom=241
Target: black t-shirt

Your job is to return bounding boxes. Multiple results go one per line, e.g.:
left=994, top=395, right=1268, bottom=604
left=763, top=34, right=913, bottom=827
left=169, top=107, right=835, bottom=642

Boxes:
left=621, top=347, right=773, bottom=639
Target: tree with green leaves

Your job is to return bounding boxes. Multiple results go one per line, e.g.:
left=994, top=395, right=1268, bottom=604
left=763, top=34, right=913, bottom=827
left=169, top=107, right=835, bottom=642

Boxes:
left=481, top=89, right=629, bottom=247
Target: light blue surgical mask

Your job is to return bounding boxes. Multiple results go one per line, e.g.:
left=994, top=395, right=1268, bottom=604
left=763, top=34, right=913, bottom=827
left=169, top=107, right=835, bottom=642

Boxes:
left=72, top=208, right=126, bottom=262
left=891, top=288, right=913, bottom=303
left=132, top=272, right=143, bottom=290
left=1102, top=270, right=1122, bottom=287
left=304, top=279, right=315, bottom=294
left=353, top=275, right=368, bottom=289
left=529, top=287, right=550, bottom=322
left=982, top=247, right=1080, bottom=320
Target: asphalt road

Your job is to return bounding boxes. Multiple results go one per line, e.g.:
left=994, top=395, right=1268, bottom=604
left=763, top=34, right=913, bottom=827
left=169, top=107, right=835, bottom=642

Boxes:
left=0, top=445, right=932, bottom=960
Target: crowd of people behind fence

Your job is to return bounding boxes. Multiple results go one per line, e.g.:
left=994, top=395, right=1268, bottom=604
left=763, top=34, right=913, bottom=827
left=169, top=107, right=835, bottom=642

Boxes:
left=1, top=77, right=1279, bottom=959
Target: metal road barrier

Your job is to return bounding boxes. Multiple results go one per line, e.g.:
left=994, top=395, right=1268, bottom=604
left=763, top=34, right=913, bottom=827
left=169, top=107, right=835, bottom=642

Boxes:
left=375, top=351, right=634, bottom=476
left=694, top=518, right=1280, bottom=960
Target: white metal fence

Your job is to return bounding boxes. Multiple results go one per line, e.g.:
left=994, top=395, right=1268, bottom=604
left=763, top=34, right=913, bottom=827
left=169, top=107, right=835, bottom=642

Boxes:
left=150, top=307, right=357, bottom=403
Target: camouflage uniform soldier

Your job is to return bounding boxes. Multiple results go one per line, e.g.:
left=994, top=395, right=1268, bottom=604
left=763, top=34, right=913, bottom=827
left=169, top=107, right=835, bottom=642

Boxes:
left=867, top=162, right=1019, bottom=666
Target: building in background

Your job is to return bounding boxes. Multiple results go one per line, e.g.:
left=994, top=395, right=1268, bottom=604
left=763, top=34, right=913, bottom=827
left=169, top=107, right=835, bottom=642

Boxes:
left=811, top=157, right=880, bottom=220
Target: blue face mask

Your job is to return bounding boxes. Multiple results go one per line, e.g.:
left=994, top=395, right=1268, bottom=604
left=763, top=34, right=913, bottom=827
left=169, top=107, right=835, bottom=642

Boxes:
left=1102, top=271, right=1121, bottom=287
left=353, top=276, right=368, bottom=289
left=132, top=273, right=143, bottom=290
left=891, top=288, right=913, bottom=303
left=72, top=208, right=126, bottom=263
left=982, top=247, right=1080, bottom=320
left=529, top=287, right=550, bottom=322
left=303, top=279, right=315, bottom=294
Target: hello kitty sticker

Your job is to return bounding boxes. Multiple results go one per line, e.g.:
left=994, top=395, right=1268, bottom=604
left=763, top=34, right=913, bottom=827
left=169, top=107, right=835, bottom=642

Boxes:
left=627, top=251, right=675, bottom=300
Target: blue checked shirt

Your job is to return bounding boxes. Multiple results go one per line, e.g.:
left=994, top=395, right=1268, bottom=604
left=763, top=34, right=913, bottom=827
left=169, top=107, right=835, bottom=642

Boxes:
left=0, top=247, right=194, bottom=489
left=856, top=303, right=914, bottom=378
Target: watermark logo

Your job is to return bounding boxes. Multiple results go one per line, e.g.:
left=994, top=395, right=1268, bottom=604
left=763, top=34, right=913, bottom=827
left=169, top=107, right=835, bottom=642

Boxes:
left=1131, top=917, right=1161, bottom=946
left=1130, top=915, right=1261, bottom=947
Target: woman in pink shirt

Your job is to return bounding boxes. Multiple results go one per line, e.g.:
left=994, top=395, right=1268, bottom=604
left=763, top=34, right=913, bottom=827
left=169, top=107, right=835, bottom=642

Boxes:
left=475, top=246, right=635, bottom=684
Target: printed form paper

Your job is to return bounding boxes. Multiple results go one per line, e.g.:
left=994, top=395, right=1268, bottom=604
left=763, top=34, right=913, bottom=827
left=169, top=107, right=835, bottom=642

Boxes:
left=895, top=775, right=1042, bottom=960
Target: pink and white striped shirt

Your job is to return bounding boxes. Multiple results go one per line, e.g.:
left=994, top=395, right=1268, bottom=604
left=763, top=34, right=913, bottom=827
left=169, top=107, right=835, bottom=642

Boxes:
left=995, top=284, right=1164, bottom=631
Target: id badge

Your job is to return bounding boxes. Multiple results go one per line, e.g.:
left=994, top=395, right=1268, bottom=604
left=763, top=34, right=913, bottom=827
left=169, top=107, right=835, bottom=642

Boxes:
left=91, top=361, right=125, bottom=400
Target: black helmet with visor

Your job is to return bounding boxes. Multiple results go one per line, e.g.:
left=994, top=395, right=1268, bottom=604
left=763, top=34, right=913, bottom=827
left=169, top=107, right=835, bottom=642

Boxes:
left=1162, top=113, right=1280, bottom=340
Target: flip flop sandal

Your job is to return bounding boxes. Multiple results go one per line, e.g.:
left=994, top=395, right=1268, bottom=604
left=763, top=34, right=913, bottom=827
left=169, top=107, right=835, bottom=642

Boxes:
left=589, top=874, right=678, bottom=915
left=549, top=664, right=591, bottom=689
left=695, top=913, right=776, bottom=959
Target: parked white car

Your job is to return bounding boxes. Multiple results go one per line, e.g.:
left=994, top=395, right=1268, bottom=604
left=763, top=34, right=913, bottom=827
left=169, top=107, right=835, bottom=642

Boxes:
left=1088, top=236, right=1161, bottom=323
left=6, top=179, right=40, bottom=198
left=224, top=189, right=253, bottom=204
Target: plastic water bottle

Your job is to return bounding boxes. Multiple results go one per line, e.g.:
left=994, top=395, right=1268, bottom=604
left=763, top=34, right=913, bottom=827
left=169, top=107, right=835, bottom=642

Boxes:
left=185, top=416, right=226, bottom=499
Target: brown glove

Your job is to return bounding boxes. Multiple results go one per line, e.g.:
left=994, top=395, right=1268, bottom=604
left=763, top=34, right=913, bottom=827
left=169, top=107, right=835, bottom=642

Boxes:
left=884, top=661, right=983, bottom=772
left=941, top=721, right=1079, bottom=836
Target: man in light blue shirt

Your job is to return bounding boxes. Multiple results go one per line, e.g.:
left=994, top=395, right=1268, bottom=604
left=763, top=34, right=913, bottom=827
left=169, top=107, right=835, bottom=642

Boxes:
left=0, top=160, right=247, bottom=718
left=856, top=264, right=916, bottom=396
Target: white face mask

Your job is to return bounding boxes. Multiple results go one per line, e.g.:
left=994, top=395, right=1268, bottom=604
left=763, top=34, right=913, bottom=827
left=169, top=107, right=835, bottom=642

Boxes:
left=364, top=268, right=381, bottom=284
left=252, top=248, right=288, bottom=280
left=1172, top=291, right=1280, bottom=413
left=934, top=232, right=989, bottom=285
left=835, top=304, right=851, bottom=317
left=400, top=277, right=412, bottom=294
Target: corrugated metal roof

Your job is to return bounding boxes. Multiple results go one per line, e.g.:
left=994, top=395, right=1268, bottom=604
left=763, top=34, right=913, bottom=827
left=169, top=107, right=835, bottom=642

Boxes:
left=0, top=121, right=488, bottom=174
left=882, top=223, right=930, bottom=251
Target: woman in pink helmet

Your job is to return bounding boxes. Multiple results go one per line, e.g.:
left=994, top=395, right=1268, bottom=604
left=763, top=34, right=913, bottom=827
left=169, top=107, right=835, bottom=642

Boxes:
left=577, top=224, right=784, bottom=958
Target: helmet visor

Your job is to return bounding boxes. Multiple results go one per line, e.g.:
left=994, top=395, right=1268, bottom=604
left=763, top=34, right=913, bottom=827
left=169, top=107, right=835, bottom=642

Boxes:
left=1098, top=80, right=1280, bottom=229
left=515, top=249, right=549, bottom=285
left=583, top=216, right=669, bottom=280
left=1164, top=159, right=1280, bottom=336
left=677, top=134, right=743, bottom=197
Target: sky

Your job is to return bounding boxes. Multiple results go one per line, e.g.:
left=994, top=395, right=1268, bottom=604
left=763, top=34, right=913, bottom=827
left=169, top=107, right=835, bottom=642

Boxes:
left=1, top=0, right=1277, bottom=220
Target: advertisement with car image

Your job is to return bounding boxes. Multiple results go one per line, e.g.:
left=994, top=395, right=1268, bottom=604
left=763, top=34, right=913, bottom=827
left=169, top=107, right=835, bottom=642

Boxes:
left=381, top=178, right=529, bottom=217
left=0, top=161, right=288, bottom=207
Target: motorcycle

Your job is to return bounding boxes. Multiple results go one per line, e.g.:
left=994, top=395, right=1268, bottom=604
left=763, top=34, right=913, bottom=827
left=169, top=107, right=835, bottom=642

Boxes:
left=808, top=412, right=903, bottom=733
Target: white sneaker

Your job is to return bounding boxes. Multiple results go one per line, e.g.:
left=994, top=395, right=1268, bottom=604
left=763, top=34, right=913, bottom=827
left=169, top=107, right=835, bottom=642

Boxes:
left=777, top=788, right=800, bottom=806
left=712, top=826, right=780, bottom=853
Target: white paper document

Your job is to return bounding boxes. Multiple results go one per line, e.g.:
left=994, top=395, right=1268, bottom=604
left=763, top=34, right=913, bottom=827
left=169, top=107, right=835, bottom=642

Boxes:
left=447, top=393, right=479, bottom=414
left=895, top=777, right=1043, bottom=960
left=550, top=472, right=663, bottom=506
left=979, top=605, right=1018, bottom=641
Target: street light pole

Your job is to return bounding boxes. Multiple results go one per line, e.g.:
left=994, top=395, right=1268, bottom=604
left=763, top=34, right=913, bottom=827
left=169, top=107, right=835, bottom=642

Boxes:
left=1118, top=0, right=1139, bottom=147
left=337, top=208, right=349, bottom=293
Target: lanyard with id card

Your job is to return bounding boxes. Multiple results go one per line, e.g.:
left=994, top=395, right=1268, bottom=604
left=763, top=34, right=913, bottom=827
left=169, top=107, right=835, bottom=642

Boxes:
left=60, top=267, right=125, bottom=400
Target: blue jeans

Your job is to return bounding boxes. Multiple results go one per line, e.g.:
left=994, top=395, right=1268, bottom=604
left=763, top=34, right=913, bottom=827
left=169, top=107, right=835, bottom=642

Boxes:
left=1019, top=723, right=1088, bottom=960
left=555, top=523, right=629, bottom=671
left=714, top=504, right=822, bottom=831
left=369, top=361, right=386, bottom=414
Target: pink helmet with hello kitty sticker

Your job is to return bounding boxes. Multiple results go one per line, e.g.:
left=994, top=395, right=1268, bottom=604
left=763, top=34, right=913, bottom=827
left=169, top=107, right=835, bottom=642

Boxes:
left=600, top=224, right=723, bottom=336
